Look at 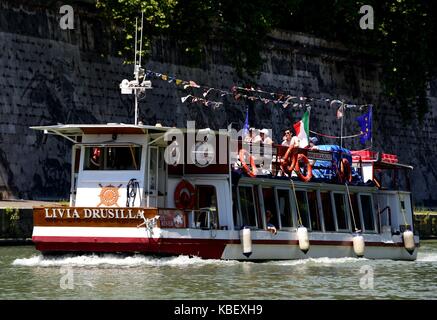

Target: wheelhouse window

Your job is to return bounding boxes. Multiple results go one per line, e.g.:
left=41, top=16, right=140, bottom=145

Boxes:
left=320, top=192, right=335, bottom=231
left=238, top=186, right=258, bottom=228
left=333, top=193, right=350, bottom=231
left=83, top=146, right=142, bottom=170
left=294, top=190, right=311, bottom=229
left=360, top=194, right=376, bottom=232
left=276, top=189, right=293, bottom=229
left=307, top=191, right=322, bottom=231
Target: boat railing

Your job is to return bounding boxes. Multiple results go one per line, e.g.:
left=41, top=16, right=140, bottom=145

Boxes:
left=232, top=140, right=346, bottom=177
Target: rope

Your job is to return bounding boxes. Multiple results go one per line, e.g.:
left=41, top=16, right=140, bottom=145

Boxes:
left=345, top=182, right=359, bottom=232
left=290, top=179, right=303, bottom=226
left=309, top=130, right=363, bottom=139
left=126, top=178, right=140, bottom=207
left=397, top=192, right=409, bottom=227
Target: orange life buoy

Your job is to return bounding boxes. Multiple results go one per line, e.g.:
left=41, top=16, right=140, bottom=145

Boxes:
left=338, top=158, right=352, bottom=183
left=90, top=147, right=101, bottom=167
left=280, top=145, right=298, bottom=175
left=174, top=179, right=196, bottom=210
left=239, top=149, right=257, bottom=178
left=294, top=154, right=313, bottom=182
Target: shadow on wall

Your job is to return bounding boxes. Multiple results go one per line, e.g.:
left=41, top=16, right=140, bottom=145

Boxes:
left=0, top=149, right=15, bottom=200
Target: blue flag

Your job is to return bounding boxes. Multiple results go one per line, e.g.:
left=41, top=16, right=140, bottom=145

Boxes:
left=356, top=106, right=372, bottom=145
left=242, top=107, right=249, bottom=137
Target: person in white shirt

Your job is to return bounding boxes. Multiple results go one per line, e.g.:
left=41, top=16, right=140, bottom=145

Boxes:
left=281, top=129, right=292, bottom=146
left=255, top=128, right=273, bottom=145
left=283, top=129, right=299, bottom=148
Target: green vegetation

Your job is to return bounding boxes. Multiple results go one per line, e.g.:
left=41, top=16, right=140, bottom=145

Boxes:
left=96, top=0, right=437, bottom=121
left=3, top=208, right=20, bottom=235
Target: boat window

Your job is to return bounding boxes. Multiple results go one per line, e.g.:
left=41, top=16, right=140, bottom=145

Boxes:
left=294, top=190, right=311, bottom=229
left=360, top=194, right=376, bottom=232
left=307, top=191, right=322, bottom=231
left=196, top=185, right=218, bottom=211
left=83, top=146, right=142, bottom=171
left=276, top=189, right=293, bottom=228
left=349, top=193, right=363, bottom=232
left=195, top=185, right=218, bottom=229
left=320, top=192, right=335, bottom=231
left=238, top=186, right=258, bottom=228
left=333, top=193, right=349, bottom=231
left=262, top=188, right=279, bottom=229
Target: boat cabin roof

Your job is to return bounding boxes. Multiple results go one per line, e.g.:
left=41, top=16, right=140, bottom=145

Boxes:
left=30, top=123, right=229, bottom=144
left=31, top=123, right=171, bottom=136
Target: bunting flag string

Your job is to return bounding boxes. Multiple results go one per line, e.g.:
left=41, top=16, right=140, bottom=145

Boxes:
left=144, top=68, right=373, bottom=111
left=180, top=94, right=222, bottom=109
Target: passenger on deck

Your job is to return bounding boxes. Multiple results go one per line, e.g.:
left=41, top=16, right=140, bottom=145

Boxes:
left=282, top=129, right=292, bottom=146
left=244, top=127, right=256, bottom=143
left=265, top=210, right=277, bottom=235
left=255, top=128, right=273, bottom=145
left=254, top=129, right=273, bottom=171
left=284, top=129, right=300, bottom=148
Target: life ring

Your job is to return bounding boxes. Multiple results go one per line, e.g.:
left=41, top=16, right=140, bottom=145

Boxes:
left=90, top=147, right=101, bottom=167
left=294, top=154, right=313, bottom=182
left=338, top=158, right=352, bottom=183
left=174, top=179, right=196, bottom=210
left=280, top=145, right=298, bottom=175
left=239, top=149, right=257, bottom=178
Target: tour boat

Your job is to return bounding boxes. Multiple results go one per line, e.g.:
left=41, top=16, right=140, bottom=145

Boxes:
left=30, top=20, right=418, bottom=260
left=31, top=122, right=419, bottom=260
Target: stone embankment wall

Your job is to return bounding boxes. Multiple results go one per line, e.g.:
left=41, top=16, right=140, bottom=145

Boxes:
left=0, top=0, right=436, bottom=206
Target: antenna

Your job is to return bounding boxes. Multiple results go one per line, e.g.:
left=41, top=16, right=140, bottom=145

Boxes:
left=134, top=17, right=138, bottom=67
left=119, top=12, right=152, bottom=125
left=139, top=11, right=144, bottom=68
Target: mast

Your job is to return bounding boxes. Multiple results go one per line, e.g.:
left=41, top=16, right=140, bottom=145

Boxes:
left=119, top=12, right=152, bottom=125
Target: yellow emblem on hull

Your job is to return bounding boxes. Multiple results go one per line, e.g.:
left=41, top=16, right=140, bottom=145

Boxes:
left=97, top=184, right=122, bottom=207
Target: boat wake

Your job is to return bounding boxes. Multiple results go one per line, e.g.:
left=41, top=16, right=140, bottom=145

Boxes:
left=12, top=254, right=239, bottom=268
left=12, top=252, right=436, bottom=268
left=416, top=252, right=437, bottom=262
left=269, top=257, right=366, bottom=266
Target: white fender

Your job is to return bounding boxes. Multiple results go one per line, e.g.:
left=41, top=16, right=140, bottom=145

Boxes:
left=297, top=227, right=310, bottom=253
left=403, top=230, right=415, bottom=254
left=352, top=234, right=365, bottom=257
left=240, top=228, right=252, bottom=258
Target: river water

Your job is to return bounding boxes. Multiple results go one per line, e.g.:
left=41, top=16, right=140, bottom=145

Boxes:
left=1, top=241, right=436, bottom=300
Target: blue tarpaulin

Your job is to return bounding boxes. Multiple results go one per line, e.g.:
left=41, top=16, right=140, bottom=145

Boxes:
left=311, top=145, right=359, bottom=181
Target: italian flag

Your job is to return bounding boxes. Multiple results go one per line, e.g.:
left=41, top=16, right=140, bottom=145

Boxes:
left=293, top=110, right=309, bottom=148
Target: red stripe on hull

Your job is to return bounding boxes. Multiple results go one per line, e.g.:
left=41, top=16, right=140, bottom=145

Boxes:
left=33, top=236, right=228, bottom=259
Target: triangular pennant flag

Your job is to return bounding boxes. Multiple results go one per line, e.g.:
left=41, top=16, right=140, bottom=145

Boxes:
left=181, top=95, right=191, bottom=103
left=189, top=80, right=200, bottom=88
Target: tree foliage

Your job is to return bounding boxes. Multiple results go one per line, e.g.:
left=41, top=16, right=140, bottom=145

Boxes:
left=96, top=0, right=437, bottom=121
